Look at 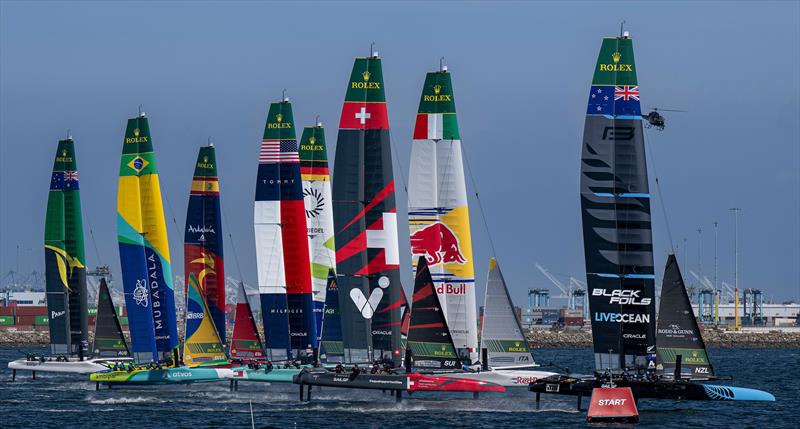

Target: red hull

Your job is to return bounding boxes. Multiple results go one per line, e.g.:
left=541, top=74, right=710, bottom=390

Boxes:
left=407, top=373, right=505, bottom=393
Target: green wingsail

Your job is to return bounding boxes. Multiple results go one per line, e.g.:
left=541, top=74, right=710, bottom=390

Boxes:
left=44, top=138, right=88, bottom=355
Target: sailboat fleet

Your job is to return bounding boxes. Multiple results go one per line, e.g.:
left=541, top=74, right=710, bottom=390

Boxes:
left=8, top=32, right=774, bottom=405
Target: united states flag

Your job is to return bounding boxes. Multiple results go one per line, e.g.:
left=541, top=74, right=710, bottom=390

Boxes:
left=259, top=139, right=299, bottom=163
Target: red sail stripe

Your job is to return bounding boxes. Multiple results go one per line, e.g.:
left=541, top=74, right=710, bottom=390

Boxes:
left=340, top=181, right=395, bottom=232
left=410, top=323, right=445, bottom=329
left=336, top=230, right=366, bottom=264
left=413, top=113, right=428, bottom=139
left=412, top=283, right=434, bottom=302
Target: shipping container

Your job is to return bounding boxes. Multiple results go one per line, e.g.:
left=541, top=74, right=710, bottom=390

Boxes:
left=34, top=325, right=49, bottom=331
left=88, top=307, right=98, bottom=316
left=14, top=325, right=35, bottom=331
left=0, top=315, right=14, bottom=325
left=119, top=316, right=128, bottom=325
left=564, top=317, right=584, bottom=326
left=88, top=315, right=97, bottom=326
left=0, top=307, right=15, bottom=316
left=14, top=306, right=47, bottom=316
left=16, top=315, right=38, bottom=325
left=34, top=315, right=49, bottom=326
left=560, top=308, right=584, bottom=318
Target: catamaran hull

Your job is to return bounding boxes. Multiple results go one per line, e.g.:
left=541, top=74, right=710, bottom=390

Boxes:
left=8, top=357, right=131, bottom=374
left=447, top=369, right=559, bottom=388
left=293, top=369, right=505, bottom=393
left=223, top=367, right=300, bottom=383
left=529, top=376, right=775, bottom=401
left=90, top=367, right=234, bottom=385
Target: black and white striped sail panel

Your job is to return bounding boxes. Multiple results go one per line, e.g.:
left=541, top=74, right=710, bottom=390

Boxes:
left=580, top=35, right=656, bottom=372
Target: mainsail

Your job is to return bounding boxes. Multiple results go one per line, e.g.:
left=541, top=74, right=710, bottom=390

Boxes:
left=230, top=282, right=265, bottom=361
left=92, top=278, right=130, bottom=357
left=407, top=257, right=460, bottom=370
left=117, top=113, right=179, bottom=362
left=580, top=34, right=656, bottom=371
left=319, top=270, right=344, bottom=363
left=44, top=137, right=88, bottom=355
left=183, top=273, right=227, bottom=367
left=299, top=124, right=336, bottom=341
left=332, top=53, right=402, bottom=364
left=255, top=99, right=316, bottom=359
left=479, top=258, right=534, bottom=368
left=184, top=144, right=225, bottom=342
left=407, top=66, right=477, bottom=363
left=656, top=254, right=714, bottom=379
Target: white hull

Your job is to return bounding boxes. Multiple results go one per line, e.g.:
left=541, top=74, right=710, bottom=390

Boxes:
left=8, top=357, right=131, bottom=374
left=447, top=369, right=559, bottom=388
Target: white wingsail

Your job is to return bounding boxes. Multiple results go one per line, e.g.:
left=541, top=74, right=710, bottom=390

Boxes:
left=408, top=66, right=478, bottom=363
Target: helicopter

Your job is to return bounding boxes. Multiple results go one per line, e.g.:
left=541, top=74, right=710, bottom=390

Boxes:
left=641, top=107, right=686, bottom=130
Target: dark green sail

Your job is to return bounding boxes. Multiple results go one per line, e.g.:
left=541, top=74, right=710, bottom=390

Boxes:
left=92, top=278, right=130, bottom=357
left=44, top=138, right=88, bottom=355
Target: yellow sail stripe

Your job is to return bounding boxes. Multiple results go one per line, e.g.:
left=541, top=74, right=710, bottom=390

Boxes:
left=191, top=179, right=220, bottom=193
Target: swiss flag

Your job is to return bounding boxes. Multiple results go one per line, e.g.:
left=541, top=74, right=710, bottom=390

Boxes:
left=340, top=102, right=389, bottom=130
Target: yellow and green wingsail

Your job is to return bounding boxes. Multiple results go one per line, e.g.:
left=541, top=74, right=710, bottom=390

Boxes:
left=117, top=114, right=178, bottom=363
left=183, top=273, right=227, bottom=367
left=44, top=138, right=88, bottom=354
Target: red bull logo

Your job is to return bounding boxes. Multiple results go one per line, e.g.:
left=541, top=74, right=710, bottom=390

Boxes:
left=409, top=222, right=466, bottom=266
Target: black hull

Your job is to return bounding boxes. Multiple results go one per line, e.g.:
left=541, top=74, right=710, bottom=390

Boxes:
left=294, top=369, right=407, bottom=390
left=529, top=375, right=774, bottom=401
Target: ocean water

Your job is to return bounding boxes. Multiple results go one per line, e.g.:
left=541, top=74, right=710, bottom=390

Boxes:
left=1, top=347, right=797, bottom=428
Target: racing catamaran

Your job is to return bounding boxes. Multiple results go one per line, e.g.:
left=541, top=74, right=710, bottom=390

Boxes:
left=184, top=144, right=225, bottom=343
left=331, top=52, right=403, bottom=365
left=255, top=99, right=317, bottom=361
left=91, top=274, right=233, bottom=386
left=529, top=32, right=774, bottom=402
left=9, top=138, right=131, bottom=376
left=407, top=64, right=478, bottom=364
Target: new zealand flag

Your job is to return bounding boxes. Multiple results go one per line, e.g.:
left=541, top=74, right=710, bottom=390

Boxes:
left=586, top=85, right=641, bottom=117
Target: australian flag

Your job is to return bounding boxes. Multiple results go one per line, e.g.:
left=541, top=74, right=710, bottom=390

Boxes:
left=586, top=85, right=641, bottom=117
left=50, top=171, right=79, bottom=190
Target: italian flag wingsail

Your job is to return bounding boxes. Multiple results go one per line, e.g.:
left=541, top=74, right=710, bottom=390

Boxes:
left=580, top=34, right=656, bottom=372
left=184, top=145, right=225, bottom=343
left=255, top=100, right=317, bottom=360
left=44, top=137, right=88, bottom=355
left=117, top=114, right=179, bottom=363
left=299, top=124, right=336, bottom=342
left=407, top=67, right=477, bottom=363
left=183, top=273, right=227, bottom=367
left=332, top=54, right=403, bottom=365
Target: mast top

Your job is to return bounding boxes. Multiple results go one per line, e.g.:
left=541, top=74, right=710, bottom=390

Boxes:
left=315, top=115, right=322, bottom=127
left=138, top=104, right=146, bottom=117
left=440, top=56, right=447, bottom=72
left=282, top=88, right=289, bottom=102
left=207, top=136, right=214, bottom=147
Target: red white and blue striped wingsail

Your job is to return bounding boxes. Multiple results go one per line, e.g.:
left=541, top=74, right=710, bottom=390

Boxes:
left=254, top=99, right=317, bottom=361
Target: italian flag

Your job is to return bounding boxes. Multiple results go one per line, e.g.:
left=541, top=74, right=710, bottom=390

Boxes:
left=413, top=113, right=459, bottom=140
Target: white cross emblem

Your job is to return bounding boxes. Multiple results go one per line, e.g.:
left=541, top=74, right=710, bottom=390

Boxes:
left=355, top=106, right=371, bottom=124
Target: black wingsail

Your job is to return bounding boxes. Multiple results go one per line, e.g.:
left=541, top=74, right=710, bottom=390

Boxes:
left=580, top=34, right=657, bottom=372
left=656, top=254, right=714, bottom=380
left=319, top=270, right=344, bottom=363
left=92, top=278, right=130, bottom=357
left=407, top=257, right=460, bottom=370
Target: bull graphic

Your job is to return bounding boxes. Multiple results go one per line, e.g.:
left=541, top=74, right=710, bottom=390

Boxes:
left=409, top=222, right=466, bottom=266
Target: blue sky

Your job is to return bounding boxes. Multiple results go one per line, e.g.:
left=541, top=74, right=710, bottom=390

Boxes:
left=1, top=1, right=798, bottom=304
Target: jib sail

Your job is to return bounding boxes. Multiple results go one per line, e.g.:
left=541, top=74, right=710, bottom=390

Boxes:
left=407, top=257, right=460, bottom=370
left=407, top=66, right=477, bottom=363
left=117, top=114, right=179, bottom=362
left=580, top=34, right=656, bottom=372
left=183, top=273, right=227, bottom=367
left=479, top=258, right=535, bottom=368
left=332, top=53, right=402, bottom=365
left=656, top=254, right=715, bottom=380
left=319, top=270, right=344, bottom=363
left=184, top=145, right=225, bottom=343
left=92, top=278, right=130, bottom=357
left=44, top=137, right=88, bottom=355
left=230, top=282, right=265, bottom=361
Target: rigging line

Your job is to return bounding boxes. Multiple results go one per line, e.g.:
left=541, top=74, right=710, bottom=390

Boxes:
left=460, top=138, right=497, bottom=259
left=220, top=197, right=246, bottom=285
left=643, top=125, right=676, bottom=254
left=82, top=203, right=103, bottom=266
